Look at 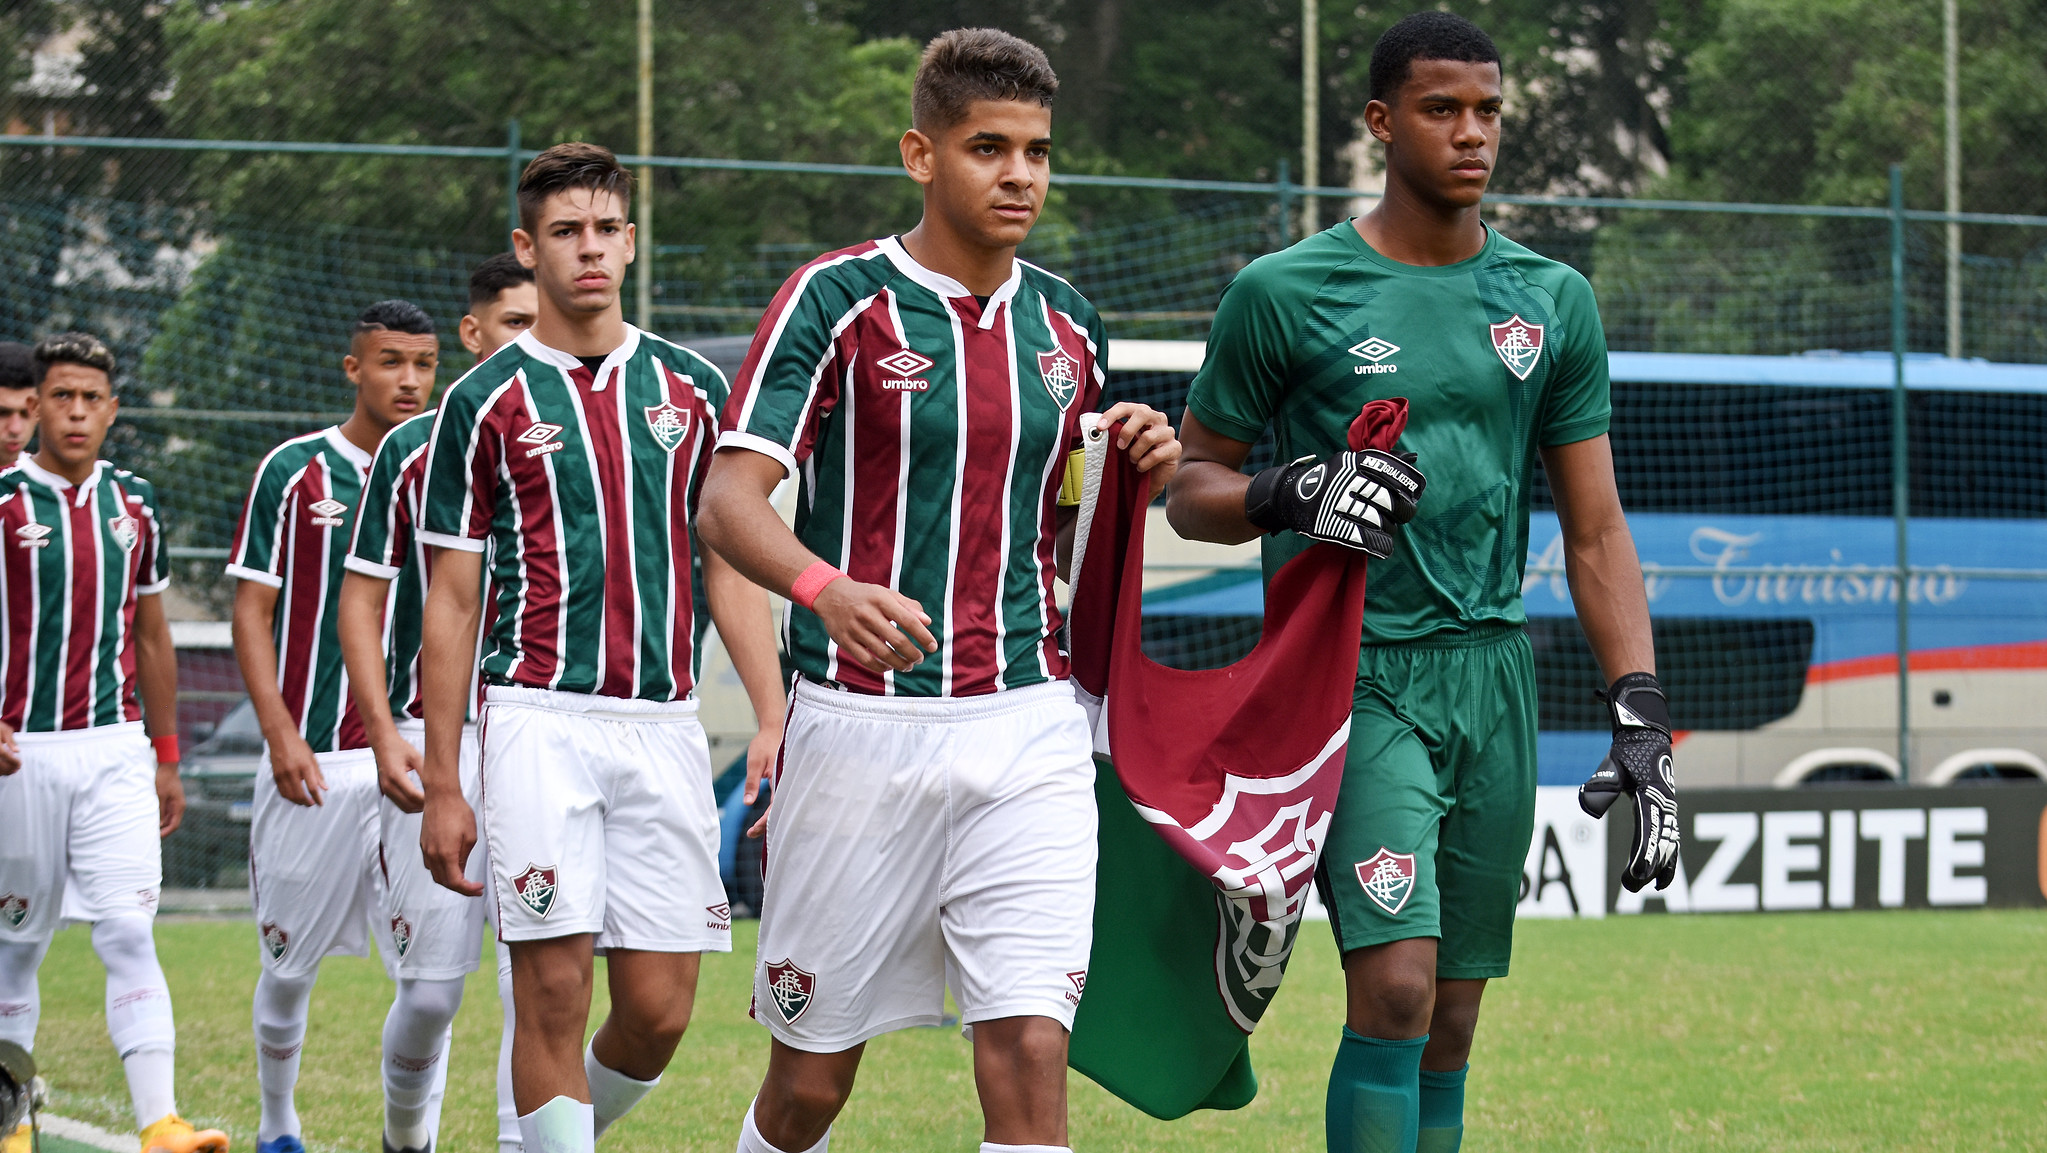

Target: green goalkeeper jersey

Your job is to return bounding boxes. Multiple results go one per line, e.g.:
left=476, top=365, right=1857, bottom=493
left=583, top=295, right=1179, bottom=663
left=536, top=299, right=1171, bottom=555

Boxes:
left=1186, top=221, right=1611, bottom=645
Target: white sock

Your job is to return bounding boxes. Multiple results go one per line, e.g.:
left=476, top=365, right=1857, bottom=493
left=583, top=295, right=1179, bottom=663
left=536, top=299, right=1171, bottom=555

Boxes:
left=382, top=977, right=465, bottom=1149
left=735, top=1100, right=828, bottom=1153
left=252, top=968, right=317, bottom=1142
left=978, top=1146, right=1071, bottom=1153
left=496, top=942, right=521, bottom=1153
left=93, top=918, right=178, bottom=1127
left=516, top=1096, right=593, bottom=1153
left=584, top=1044, right=658, bottom=1139
left=0, top=937, right=50, bottom=1049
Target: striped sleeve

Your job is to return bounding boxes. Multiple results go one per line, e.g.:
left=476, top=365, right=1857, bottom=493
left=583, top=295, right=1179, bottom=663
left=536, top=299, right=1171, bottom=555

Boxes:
left=131, top=476, right=170, bottom=596
left=346, top=424, right=414, bottom=579
left=225, top=444, right=299, bottom=587
left=419, top=377, right=503, bottom=554
left=718, top=247, right=876, bottom=477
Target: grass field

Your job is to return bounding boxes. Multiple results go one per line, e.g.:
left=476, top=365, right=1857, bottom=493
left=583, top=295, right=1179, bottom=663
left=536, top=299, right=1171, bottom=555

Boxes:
left=29, top=911, right=2047, bottom=1151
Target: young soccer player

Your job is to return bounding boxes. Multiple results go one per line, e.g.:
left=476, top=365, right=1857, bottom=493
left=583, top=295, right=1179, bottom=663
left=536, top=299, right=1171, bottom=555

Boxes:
left=0, top=343, right=36, bottom=466
left=0, top=333, right=228, bottom=1153
left=699, top=29, right=1180, bottom=1153
left=228, top=300, right=439, bottom=1153
left=337, top=254, right=538, bottom=1153
left=1166, top=13, right=1678, bottom=1152
left=414, top=142, right=787, bottom=1153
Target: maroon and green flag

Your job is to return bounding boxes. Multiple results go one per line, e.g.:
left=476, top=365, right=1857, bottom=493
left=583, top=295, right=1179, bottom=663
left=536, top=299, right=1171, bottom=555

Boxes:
left=1065, top=399, right=1410, bottom=1118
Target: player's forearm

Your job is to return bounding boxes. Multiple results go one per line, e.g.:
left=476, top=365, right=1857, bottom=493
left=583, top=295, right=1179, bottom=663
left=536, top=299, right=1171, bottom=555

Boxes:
left=338, top=572, right=402, bottom=743
left=418, top=552, right=483, bottom=795
left=699, top=454, right=825, bottom=596
left=231, top=582, right=300, bottom=747
left=1561, top=521, right=1656, bottom=681
left=1164, top=460, right=1262, bottom=545
left=133, top=594, right=179, bottom=739
left=703, top=548, right=788, bottom=727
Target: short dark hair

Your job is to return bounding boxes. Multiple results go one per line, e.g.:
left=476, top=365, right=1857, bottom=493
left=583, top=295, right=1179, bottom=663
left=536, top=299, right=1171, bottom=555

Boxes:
left=0, top=342, right=31, bottom=392
left=517, top=142, right=633, bottom=234
left=469, top=252, right=535, bottom=311
left=912, top=28, right=1058, bottom=133
left=32, top=331, right=116, bottom=385
left=354, top=299, right=436, bottom=341
left=1369, top=12, right=1501, bottom=104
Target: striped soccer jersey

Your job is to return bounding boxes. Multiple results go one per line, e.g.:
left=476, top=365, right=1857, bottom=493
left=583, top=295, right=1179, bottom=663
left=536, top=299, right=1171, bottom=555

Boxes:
left=0, top=458, right=169, bottom=732
left=720, top=236, right=1105, bottom=698
left=419, top=326, right=729, bottom=702
left=343, top=410, right=446, bottom=722
left=226, top=426, right=372, bottom=753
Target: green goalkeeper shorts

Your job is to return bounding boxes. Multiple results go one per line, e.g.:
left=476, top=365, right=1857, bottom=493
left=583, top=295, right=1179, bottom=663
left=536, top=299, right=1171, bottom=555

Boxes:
left=1314, top=623, right=1538, bottom=980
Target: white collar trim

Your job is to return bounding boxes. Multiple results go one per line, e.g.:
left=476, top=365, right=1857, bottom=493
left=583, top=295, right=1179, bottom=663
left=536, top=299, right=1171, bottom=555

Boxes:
left=515, top=326, right=641, bottom=389
left=16, top=455, right=105, bottom=505
left=877, top=237, right=1024, bottom=331
left=322, top=426, right=374, bottom=469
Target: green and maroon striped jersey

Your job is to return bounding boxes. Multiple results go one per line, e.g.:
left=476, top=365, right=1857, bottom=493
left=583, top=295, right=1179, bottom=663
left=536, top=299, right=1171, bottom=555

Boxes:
left=344, top=411, right=452, bottom=722
left=0, top=458, right=169, bottom=732
left=227, top=427, right=372, bottom=753
left=419, top=327, right=728, bottom=702
left=720, top=237, right=1106, bottom=698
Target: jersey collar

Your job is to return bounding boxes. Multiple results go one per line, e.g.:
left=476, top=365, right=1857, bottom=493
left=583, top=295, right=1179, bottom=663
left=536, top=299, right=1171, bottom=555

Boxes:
left=515, top=325, right=642, bottom=390
left=15, top=455, right=107, bottom=506
left=877, top=236, right=1023, bottom=332
left=322, top=426, right=375, bottom=470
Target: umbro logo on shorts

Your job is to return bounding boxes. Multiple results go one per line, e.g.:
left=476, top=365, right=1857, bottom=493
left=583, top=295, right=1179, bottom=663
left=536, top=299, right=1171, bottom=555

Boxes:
left=706, top=902, right=732, bottom=931
left=260, top=921, right=290, bottom=961
left=14, top=523, right=50, bottom=550
left=1349, top=336, right=1400, bottom=375
left=0, top=893, right=27, bottom=927
left=764, top=958, right=816, bottom=1024
left=308, top=498, right=348, bottom=527
left=518, top=422, right=566, bottom=458
left=877, top=349, right=932, bottom=391
left=512, top=863, right=558, bottom=919
left=1066, top=969, right=1088, bottom=1006
left=1356, top=847, right=1417, bottom=916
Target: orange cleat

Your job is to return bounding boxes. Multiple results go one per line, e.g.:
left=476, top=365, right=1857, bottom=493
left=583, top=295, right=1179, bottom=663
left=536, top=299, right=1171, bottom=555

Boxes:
left=4, top=1122, right=31, bottom=1153
left=138, top=1114, right=229, bottom=1153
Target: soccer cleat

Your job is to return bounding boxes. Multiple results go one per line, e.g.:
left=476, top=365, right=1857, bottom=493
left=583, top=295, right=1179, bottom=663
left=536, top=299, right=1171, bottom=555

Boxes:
left=139, top=1114, right=230, bottom=1153
left=255, top=1138, right=303, bottom=1153
left=382, top=1137, right=430, bottom=1153
left=4, top=1122, right=31, bottom=1153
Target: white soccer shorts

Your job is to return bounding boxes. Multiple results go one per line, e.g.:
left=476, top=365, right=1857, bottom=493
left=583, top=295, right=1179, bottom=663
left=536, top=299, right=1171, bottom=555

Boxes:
left=479, top=686, right=728, bottom=953
left=380, top=720, right=489, bottom=979
left=752, top=678, right=1098, bottom=1053
left=249, top=746, right=388, bottom=979
left=0, top=722, right=161, bottom=940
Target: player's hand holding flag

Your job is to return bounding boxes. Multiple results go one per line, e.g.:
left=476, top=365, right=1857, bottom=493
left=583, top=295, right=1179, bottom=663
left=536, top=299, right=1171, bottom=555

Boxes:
left=1577, top=671, right=1680, bottom=891
left=1242, top=425, right=1425, bottom=556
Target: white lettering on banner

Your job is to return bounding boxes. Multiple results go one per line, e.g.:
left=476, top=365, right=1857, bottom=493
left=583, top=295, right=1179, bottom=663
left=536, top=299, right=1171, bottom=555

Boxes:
left=1613, top=854, right=1692, bottom=914
left=1827, top=810, right=1858, bottom=909
left=1516, top=788, right=1607, bottom=918
left=1860, top=809, right=1926, bottom=908
left=1928, top=808, right=1988, bottom=905
left=1688, top=529, right=1965, bottom=607
left=1760, top=811, right=1824, bottom=910
left=1691, top=812, right=1761, bottom=911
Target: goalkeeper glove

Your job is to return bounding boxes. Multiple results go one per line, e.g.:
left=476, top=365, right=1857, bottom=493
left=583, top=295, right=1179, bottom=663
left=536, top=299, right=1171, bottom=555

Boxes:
left=1578, top=671, right=1680, bottom=892
left=1243, top=449, right=1424, bottom=557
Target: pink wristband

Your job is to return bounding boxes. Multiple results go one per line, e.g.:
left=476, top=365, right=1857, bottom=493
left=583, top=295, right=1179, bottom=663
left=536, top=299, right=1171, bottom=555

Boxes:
left=790, top=561, right=846, bottom=610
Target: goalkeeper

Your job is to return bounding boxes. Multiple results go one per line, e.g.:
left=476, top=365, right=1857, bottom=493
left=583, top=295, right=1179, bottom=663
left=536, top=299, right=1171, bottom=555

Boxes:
left=1165, top=12, right=1674, bottom=1153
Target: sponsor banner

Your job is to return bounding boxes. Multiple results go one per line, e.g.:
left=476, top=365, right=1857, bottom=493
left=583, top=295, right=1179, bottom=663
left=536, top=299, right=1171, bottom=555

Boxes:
left=1518, top=785, right=2047, bottom=918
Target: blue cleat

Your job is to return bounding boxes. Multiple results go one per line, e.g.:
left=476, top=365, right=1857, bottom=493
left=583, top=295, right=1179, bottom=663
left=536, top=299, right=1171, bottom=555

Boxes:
left=256, top=1137, right=304, bottom=1153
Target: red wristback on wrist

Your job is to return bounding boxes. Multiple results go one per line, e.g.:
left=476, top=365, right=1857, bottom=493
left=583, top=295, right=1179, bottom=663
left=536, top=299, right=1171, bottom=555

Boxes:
left=790, top=561, right=846, bottom=610
left=152, top=734, right=180, bottom=764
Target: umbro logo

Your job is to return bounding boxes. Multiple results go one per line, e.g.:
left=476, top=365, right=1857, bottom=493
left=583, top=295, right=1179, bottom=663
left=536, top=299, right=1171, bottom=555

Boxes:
left=1348, top=337, right=1400, bottom=375
left=308, top=498, right=348, bottom=527
left=877, top=349, right=932, bottom=391
left=14, top=522, right=49, bottom=549
left=518, top=422, right=566, bottom=458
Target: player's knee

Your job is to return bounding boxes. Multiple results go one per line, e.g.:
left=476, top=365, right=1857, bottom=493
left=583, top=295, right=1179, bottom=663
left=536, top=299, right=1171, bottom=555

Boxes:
left=612, top=995, right=693, bottom=1050
left=766, top=1072, right=853, bottom=1130
left=395, top=977, right=466, bottom=1029
left=89, top=914, right=158, bottom=967
left=1351, top=969, right=1435, bottom=1035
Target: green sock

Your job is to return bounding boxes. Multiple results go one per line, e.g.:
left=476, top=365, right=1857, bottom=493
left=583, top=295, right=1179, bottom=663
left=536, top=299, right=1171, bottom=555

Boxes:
left=1417, top=1063, right=1468, bottom=1153
left=1325, top=1028, right=1425, bottom=1153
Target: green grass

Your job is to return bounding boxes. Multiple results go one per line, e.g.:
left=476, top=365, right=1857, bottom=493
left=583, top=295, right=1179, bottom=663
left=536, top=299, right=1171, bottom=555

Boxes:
left=30, top=911, right=2047, bottom=1151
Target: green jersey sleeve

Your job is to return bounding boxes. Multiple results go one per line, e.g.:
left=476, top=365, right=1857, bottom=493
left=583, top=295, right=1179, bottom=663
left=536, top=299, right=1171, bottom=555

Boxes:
left=347, top=423, right=414, bottom=579
left=130, top=474, right=170, bottom=596
left=1538, top=271, right=1612, bottom=446
left=225, top=446, right=298, bottom=588
left=1185, top=256, right=1308, bottom=445
left=418, top=377, right=501, bottom=555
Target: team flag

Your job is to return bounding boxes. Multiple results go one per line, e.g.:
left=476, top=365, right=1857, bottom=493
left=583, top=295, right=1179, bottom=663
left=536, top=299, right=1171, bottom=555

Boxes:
left=1065, top=399, right=1411, bottom=1118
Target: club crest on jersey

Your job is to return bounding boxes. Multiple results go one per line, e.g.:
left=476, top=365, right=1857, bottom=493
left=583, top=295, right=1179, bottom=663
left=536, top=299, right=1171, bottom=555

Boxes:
left=1348, top=336, right=1401, bottom=375
left=876, top=349, right=933, bottom=392
left=512, top=864, right=558, bottom=919
left=517, top=422, right=565, bottom=458
left=260, top=921, right=290, bottom=961
left=643, top=402, right=691, bottom=453
left=307, top=498, right=348, bottom=527
left=14, top=522, right=50, bottom=549
left=0, top=893, right=27, bottom=928
left=107, top=514, right=139, bottom=552
left=1489, top=315, right=1545, bottom=380
left=764, top=959, right=815, bottom=1024
left=1038, top=348, right=1081, bottom=409
left=1355, top=848, right=1416, bottom=915
left=389, top=914, right=413, bottom=958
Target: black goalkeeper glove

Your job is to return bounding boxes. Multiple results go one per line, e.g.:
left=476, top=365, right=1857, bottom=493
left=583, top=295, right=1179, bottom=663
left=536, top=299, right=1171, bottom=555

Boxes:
left=1244, top=449, right=1424, bottom=557
left=1578, top=671, right=1680, bottom=892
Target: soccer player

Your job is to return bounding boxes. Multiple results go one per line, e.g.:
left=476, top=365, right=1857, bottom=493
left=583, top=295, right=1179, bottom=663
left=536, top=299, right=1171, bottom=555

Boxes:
left=1166, top=13, right=1677, bottom=1152
left=0, top=342, right=38, bottom=465
left=228, top=300, right=439, bottom=1153
left=699, top=30, right=1180, bottom=1153
left=0, top=333, right=228, bottom=1153
left=414, top=142, right=787, bottom=1153
left=458, top=253, right=538, bottom=369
